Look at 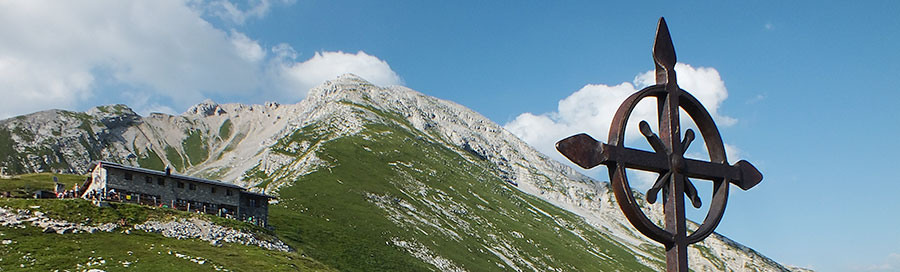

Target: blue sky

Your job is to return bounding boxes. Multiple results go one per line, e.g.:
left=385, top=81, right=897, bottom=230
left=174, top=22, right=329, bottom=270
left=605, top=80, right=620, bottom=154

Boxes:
left=2, top=1, right=899, bottom=270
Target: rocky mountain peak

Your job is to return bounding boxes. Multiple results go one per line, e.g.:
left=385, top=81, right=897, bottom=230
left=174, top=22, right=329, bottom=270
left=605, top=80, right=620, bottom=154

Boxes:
left=185, top=99, right=226, bottom=116
left=86, top=104, right=141, bottom=128
left=306, top=73, right=378, bottom=101
left=336, top=73, right=366, bottom=82
left=87, top=104, right=138, bottom=117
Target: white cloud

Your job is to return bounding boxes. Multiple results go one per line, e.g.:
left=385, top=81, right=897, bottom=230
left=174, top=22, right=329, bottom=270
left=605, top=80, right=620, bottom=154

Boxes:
left=724, top=143, right=742, bottom=162
left=205, top=0, right=295, bottom=25
left=272, top=43, right=298, bottom=60
left=634, top=63, right=736, bottom=126
left=120, top=91, right=177, bottom=117
left=0, top=0, right=402, bottom=118
left=230, top=30, right=266, bottom=62
left=0, top=1, right=258, bottom=117
left=273, top=50, right=404, bottom=98
left=505, top=63, right=738, bottom=182
left=852, top=253, right=900, bottom=271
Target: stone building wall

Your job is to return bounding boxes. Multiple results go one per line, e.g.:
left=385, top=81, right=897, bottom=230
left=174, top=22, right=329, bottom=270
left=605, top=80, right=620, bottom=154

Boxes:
left=239, top=192, right=271, bottom=225
left=102, top=168, right=241, bottom=208
left=81, top=161, right=273, bottom=226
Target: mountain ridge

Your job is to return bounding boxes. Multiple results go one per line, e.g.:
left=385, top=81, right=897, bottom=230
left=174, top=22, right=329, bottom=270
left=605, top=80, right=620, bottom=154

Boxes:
left=0, top=74, right=798, bottom=271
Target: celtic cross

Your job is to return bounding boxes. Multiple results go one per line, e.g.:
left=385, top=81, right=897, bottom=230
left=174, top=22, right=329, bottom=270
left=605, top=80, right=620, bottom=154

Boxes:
left=555, top=17, right=763, bottom=272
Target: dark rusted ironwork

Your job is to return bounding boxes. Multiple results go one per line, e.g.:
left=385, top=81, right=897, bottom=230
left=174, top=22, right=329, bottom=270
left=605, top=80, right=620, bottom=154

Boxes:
left=555, top=17, right=763, bottom=272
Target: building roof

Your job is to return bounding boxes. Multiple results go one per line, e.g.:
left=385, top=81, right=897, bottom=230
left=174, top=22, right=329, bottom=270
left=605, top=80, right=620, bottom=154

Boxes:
left=240, top=190, right=277, bottom=199
left=92, top=161, right=246, bottom=190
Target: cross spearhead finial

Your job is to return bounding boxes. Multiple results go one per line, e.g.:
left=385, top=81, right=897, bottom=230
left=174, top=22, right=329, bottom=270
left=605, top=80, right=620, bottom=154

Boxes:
left=654, top=17, right=677, bottom=85
left=654, top=17, right=677, bottom=72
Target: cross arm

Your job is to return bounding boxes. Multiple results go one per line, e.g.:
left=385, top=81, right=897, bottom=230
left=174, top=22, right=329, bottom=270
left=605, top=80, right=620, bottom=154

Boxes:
left=683, top=159, right=762, bottom=190
left=556, top=134, right=762, bottom=190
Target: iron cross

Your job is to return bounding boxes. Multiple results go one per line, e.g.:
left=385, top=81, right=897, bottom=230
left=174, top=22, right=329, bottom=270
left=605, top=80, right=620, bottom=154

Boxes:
left=555, top=17, right=763, bottom=272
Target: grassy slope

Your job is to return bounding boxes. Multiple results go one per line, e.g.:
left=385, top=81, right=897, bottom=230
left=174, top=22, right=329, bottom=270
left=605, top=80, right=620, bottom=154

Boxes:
left=1, top=226, right=329, bottom=272
left=1, top=197, right=333, bottom=271
left=268, top=116, right=662, bottom=271
left=136, top=147, right=165, bottom=172
left=0, top=127, right=27, bottom=174
left=0, top=173, right=86, bottom=198
left=183, top=130, right=209, bottom=166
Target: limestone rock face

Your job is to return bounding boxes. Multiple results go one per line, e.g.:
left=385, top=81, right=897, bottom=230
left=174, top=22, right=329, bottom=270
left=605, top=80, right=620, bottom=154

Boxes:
left=0, top=74, right=797, bottom=271
left=87, top=104, right=142, bottom=127
left=185, top=99, right=226, bottom=116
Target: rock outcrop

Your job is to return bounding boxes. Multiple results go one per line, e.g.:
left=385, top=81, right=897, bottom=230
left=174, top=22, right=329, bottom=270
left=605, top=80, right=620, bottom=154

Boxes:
left=135, top=219, right=291, bottom=252
left=0, top=206, right=288, bottom=252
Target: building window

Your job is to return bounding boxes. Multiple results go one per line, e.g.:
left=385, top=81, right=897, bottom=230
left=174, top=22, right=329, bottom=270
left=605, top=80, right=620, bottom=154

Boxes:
left=145, top=176, right=152, bottom=184
left=189, top=183, right=196, bottom=190
left=250, top=199, right=257, bottom=207
left=157, top=177, right=165, bottom=186
left=211, top=187, right=216, bottom=194
left=124, top=173, right=133, bottom=180
left=177, top=181, right=184, bottom=189
left=226, top=189, right=233, bottom=196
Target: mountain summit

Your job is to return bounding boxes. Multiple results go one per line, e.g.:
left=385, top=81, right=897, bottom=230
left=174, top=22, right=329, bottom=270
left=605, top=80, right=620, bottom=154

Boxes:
left=0, top=75, right=795, bottom=271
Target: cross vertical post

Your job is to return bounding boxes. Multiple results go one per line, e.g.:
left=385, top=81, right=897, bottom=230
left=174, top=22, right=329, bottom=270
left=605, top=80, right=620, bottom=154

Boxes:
left=654, top=18, right=689, bottom=272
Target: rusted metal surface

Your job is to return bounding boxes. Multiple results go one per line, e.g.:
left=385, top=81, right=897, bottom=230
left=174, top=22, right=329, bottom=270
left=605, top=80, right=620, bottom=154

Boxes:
left=555, top=17, right=763, bottom=272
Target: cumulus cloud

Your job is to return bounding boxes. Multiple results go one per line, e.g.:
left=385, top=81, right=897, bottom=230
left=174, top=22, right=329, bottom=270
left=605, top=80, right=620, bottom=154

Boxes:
left=230, top=30, right=266, bottom=62
left=633, top=63, right=736, bottom=126
left=0, top=0, right=401, bottom=118
left=271, top=49, right=403, bottom=97
left=0, top=1, right=258, bottom=117
left=505, top=63, right=737, bottom=185
left=204, top=0, right=295, bottom=25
